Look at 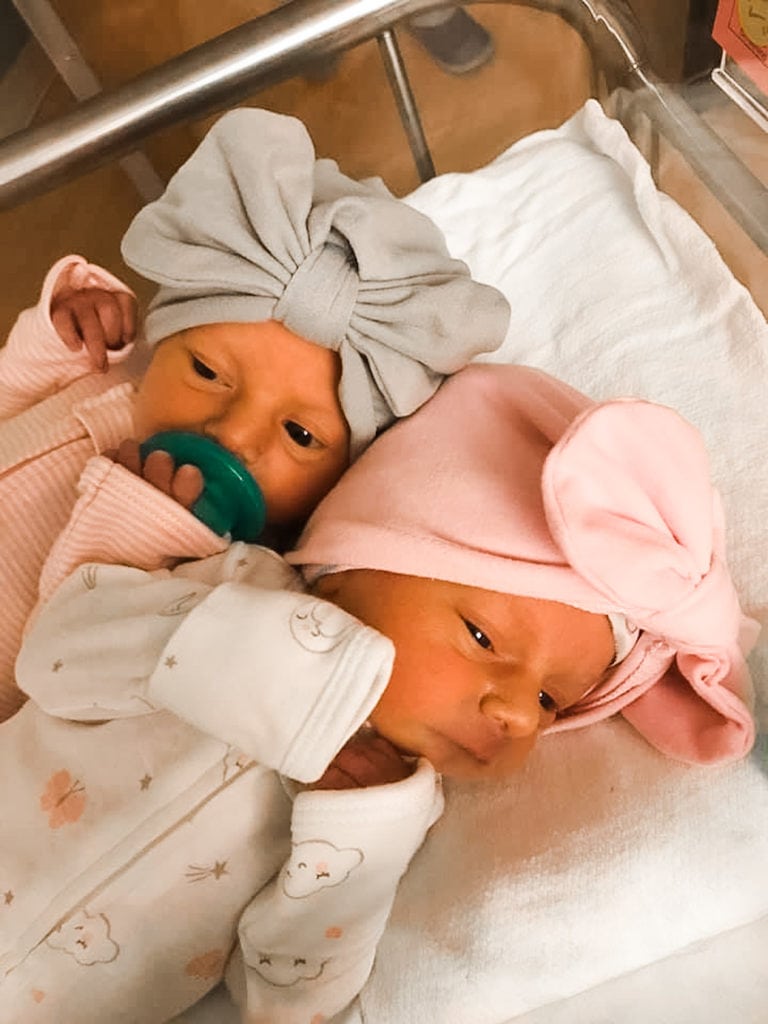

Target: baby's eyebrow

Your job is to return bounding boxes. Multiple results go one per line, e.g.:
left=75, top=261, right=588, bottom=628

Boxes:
left=296, top=406, right=348, bottom=442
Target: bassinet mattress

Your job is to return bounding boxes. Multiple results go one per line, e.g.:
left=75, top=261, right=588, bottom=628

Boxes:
left=176, top=100, right=768, bottom=1024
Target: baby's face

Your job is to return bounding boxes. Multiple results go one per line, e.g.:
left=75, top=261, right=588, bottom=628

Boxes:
left=134, top=321, right=350, bottom=525
left=315, top=571, right=614, bottom=780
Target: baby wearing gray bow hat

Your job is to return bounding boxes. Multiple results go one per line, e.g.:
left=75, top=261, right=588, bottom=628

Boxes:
left=118, top=107, right=511, bottom=534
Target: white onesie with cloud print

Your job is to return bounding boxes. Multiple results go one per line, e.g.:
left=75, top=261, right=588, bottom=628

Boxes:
left=0, top=544, right=443, bottom=1023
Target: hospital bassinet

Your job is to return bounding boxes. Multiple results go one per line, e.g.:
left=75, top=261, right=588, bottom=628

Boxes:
left=1, top=2, right=767, bottom=1022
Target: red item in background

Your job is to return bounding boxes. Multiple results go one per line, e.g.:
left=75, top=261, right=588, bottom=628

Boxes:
left=713, top=0, right=768, bottom=92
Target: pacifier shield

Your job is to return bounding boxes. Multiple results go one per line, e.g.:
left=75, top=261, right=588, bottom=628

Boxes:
left=139, top=431, right=266, bottom=542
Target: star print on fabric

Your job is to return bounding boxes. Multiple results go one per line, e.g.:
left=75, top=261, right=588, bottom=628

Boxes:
left=51, top=659, right=63, bottom=673
left=139, top=774, right=153, bottom=791
left=185, top=861, right=229, bottom=882
left=164, top=655, right=177, bottom=669
left=3, top=890, right=13, bottom=905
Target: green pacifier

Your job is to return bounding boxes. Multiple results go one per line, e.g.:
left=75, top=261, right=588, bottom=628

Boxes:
left=139, top=431, right=266, bottom=542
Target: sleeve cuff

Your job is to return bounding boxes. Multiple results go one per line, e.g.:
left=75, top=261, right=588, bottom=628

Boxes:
left=38, top=455, right=227, bottom=605
left=291, top=759, right=444, bottom=856
left=147, top=584, right=395, bottom=782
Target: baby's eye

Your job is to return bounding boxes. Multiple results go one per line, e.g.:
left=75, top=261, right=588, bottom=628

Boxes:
left=538, top=691, right=557, bottom=714
left=191, top=355, right=217, bottom=381
left=284, top=420, right=317, bottom=449
left=463, top=619, right=493, bottom=651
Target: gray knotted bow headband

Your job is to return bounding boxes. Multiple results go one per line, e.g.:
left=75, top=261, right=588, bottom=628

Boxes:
left=121, top=107, right=511, bottom=457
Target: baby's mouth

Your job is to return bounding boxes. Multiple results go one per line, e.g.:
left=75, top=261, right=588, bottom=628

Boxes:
left=390, top=728, right=496, bottom=767
left=452, top=741, right=491, bottom=765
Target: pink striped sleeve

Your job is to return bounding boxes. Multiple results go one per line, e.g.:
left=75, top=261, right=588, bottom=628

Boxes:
left=0, top=255, right=136, bottom=419
left=38, top=455, right=228, bottom=608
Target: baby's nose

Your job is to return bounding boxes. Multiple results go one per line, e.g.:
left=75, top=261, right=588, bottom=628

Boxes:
left=479, top=692, right=539, bottom=739
left=207, top=406, right=268, bottom=464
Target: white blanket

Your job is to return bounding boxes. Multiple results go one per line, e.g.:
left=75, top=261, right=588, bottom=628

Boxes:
left=180, top=101, right=768, bottom=1024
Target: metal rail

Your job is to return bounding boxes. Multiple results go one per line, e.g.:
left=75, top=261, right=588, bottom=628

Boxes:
left=1, top=0, right=766, bottom=254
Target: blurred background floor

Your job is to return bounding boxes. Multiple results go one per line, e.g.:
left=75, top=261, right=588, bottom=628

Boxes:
left=0, top=0, right=765, bottom=333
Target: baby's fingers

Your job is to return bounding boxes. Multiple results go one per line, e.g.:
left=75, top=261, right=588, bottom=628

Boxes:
left=51, top=305, right=86, bottom=353
left=51, top=288, right=136, bottom=371
left=55, top=297, right=109, bottom=372
left=94, top=291, right=136, bottom=351
left=113, top=291, right=137, bottom=347
left=112, top=439, right=143, bottom=476
left=312, top=734, right=411, bottom=790
left=79, top=310, right=110, bottom=373
left=142, top=451, right=203, bottom=510
left=141, top=449, right=176, bottom=496
left=310, top=764, right=358, bottom=791
left=170, top=464, right=204, bottom=510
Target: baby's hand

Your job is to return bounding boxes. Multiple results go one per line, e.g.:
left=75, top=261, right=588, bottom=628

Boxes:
left=107, top=439, right=204, bottom=510
left=51, top=287, right=137, bottom=373
left=311, top=730, right=412, bottom=790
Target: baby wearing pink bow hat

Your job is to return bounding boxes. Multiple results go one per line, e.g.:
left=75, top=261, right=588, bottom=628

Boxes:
left=289, top=362, right=758, bottom=775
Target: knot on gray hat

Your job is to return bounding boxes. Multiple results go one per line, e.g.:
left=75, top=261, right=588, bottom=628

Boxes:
left=120, top=107, right=511, bottom=457
left=274, top=239, right=359, bottom=349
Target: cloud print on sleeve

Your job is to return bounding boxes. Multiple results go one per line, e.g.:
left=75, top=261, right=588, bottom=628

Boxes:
left=289, top=600, right=356, bottom=653
left=46, top=910, right=119, bottom=965
left=282, top=839, right=363, bottom=898
left=251, top=951, right=327, bottom=987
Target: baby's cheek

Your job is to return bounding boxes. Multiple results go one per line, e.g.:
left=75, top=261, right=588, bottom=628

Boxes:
left=260, top=464, right=344, bottom=526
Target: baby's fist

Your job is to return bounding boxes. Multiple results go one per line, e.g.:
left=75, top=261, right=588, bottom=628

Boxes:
left=311, top=730, right=412, bottom=790
left=51, top=287, right=136, bottom=372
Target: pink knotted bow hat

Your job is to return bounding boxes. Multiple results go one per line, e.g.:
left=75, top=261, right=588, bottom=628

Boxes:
left=288, top=363, right=758, bottom=765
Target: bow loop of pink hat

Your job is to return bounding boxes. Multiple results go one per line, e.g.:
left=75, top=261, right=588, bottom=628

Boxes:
left=543, top=400, right=745, bottom=651
left=543, top=398, right=758, bottom=763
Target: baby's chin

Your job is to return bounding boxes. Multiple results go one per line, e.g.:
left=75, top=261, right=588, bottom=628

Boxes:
left=432, top=755, right=526, bottom=782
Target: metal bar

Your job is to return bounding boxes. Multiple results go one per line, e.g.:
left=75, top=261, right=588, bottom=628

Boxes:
left=0, top=0, right=766, bottom=257
left=11, top=0, right=165, bottom=200
left=376, top=28, right=435, bottom=182
left=0, top=0, right=437, bottom=207
left=0, top=0, right=651, bottom=208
